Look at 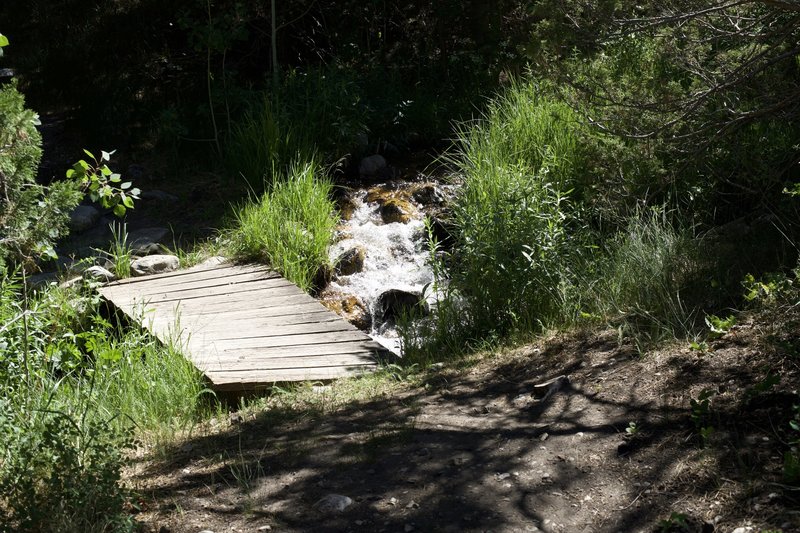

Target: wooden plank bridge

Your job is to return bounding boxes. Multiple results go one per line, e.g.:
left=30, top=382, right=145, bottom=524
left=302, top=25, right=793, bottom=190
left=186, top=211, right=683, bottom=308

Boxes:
left=99, top=261, right=388, bottom=391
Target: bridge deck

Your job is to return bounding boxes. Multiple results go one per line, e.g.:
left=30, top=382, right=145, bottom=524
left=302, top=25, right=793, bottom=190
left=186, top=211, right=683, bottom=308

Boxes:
left=99, top=262, right=386, bottom=391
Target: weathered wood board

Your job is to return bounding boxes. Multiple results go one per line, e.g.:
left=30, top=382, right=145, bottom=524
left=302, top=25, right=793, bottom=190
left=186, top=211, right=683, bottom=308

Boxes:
left=99, top=262, right=388, bottom=391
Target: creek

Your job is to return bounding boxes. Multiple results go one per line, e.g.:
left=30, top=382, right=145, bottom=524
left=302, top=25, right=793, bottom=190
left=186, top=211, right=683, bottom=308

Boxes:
left=320, top=180, right=454, bottom=354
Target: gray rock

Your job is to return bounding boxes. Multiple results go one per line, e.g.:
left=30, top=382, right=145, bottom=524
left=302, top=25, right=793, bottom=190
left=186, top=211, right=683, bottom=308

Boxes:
left=412, top=183, right=446, bottom=206
left=375, top=289, right=426, bottom=325
left=314, top=494, right=353, bottom=514
left=196, top=256, right=228, bottom=269
left=334, top=246, right=366, bottom=276
left=140, top=190, right=179, bottom=204
left=131, top=254, right=179, bottom=276
left=128, top=227, right=170, bottom=255
left=359, top=154, right=387, bottom=177
left=83, top=265, right=117, bottom=282
left=69, top=205, right=100, bottom=233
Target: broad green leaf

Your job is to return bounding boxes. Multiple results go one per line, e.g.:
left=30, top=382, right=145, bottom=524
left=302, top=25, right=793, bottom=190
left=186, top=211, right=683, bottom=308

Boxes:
left=120, top=181, right=131, bottom=189
left=66, top=168, right=75, bottom=178
left=101, top=165, right=112, bottom=176
left=83, top=148, right=95, bottom=159
left=78, top=159, right=90, bottom=170
left=109, top=173, right=121, bottom=183
left=122, top=195, right=134, bottom=209
left=101, top=150, right=111, bottom=162
left=113, top=204, right=126, bottom=217
left=0, top=34, right=9, bottom=47
left=129, top=188, right=141, bottom=197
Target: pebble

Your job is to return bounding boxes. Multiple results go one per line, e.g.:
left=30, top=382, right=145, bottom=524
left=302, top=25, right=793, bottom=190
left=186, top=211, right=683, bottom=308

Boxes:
left=314, top=493, right=353, bottom=513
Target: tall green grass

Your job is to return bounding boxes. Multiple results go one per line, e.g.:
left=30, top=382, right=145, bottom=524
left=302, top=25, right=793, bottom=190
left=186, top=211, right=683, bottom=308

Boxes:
left=224, top=67, right=368, bottom=188
left=223, top=160, right=337, bottom=291
left=403, top=80, right=711, bottom=360
left=442, top=82, right=588, bottom=340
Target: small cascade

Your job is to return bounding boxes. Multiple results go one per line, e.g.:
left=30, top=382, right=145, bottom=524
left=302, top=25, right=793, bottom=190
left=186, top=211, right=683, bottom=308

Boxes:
left=321, top=181, right=452, bottom=354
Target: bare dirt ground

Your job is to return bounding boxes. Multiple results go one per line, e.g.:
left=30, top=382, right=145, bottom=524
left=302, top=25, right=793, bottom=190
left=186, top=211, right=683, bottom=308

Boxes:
left=128, top=306, right=800, bottom=533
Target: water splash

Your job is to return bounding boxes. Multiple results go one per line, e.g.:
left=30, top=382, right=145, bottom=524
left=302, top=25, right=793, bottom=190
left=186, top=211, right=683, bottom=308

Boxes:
left=325, top=185, right=441, bottom=354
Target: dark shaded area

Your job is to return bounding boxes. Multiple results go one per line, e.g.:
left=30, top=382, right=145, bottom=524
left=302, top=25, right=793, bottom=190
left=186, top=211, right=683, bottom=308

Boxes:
left=130, top=327, right=800, bottom=532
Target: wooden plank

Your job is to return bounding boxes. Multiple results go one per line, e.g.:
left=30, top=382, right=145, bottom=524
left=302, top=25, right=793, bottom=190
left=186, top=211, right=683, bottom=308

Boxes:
left=188, top=330, right=378, bottom=350
left=113, top=293, right=316, bottom=317
left=117, top=281, right=307, bottom=305
left=203, top=342, right=382, bottom=361
left=103, top=275, right=296, bottom=302
left=100, top=261, right=386, bottom=390
left=147, top=310, right=339, bottom=332
left=102, top=262, right=249, bottom=287
left=207, top=366, right=375, bottom=390
left=100, top=267, right=280, bottom=297
left=199, top=353, right=378, bottom=372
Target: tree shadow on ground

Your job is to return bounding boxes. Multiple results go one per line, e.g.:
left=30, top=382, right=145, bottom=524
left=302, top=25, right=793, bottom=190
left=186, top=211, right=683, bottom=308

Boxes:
left=131, top=330, right=800, bottom=533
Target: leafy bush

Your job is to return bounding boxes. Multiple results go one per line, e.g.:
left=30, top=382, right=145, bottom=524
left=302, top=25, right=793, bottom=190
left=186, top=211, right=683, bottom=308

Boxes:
left=0, top=82, right=82, bottom=268
left=223, top=160, right=336, bottom=291
left=0, top=402, right=134, bottom=533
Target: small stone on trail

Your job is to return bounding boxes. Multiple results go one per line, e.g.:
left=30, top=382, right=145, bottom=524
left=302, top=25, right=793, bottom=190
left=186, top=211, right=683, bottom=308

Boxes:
left=314, top=494, right=353, bottom=513
left=131, top=254, right=179, bottom=276
left=83, top=265, right=117, bottom=282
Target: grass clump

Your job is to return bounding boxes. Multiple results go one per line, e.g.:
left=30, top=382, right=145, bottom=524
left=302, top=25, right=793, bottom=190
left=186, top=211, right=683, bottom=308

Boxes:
left=404, top=79, right=712, bottom=360
left=223, top=160, right=337, bottom=292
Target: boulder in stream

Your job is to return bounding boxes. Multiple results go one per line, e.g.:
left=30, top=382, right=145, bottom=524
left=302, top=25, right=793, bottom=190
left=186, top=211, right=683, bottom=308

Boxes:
left=359, top=154, right=387, bottom=177
left=334, top=246, right=366, bottom=276
left=375, top=289, right=427, bottom=325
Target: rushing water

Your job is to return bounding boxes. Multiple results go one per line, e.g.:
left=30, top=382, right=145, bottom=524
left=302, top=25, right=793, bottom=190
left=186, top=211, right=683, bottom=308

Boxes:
left=323, top=182, right=448, bottom=354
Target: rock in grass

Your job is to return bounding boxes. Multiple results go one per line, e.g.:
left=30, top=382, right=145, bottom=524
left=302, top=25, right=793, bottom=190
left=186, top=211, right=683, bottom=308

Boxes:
left=83, top=265, right=117, bottom=282
left=314, top=494, right=353, bottom=513
left=131, top=254, right=179, bottom=276
left=128, top=227, right=170, bottom=255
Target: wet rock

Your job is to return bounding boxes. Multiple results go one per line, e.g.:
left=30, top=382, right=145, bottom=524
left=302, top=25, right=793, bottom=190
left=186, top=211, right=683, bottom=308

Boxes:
left=128, top=227, right=170, bottom=255
left=83, top=265, right=117, bottom=282
left=336, top=195, right=358, bottom=221
left=314, top=494, right=353, bottom=513
left=334, top=246, right=366, bottom=276
left=140, top=190, right=179, bottom=204
left=376, top=289, right=426, bottom=325
left=131, top=254, right=179, bottom=276
left=428, top=216, right=455, bottom=249
left=380, top=199, right=413, bottom=224
left=412, top=183, right=446, bottom=206
left=322, top=295, right=371, bottom=330
left=69, top=205, right=100, bottom=233
left=359, top=154, right=387, bottom=177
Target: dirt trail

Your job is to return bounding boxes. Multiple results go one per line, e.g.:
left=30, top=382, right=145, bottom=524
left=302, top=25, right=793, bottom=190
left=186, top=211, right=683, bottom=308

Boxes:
left=131, top=318, right=800, bottom=533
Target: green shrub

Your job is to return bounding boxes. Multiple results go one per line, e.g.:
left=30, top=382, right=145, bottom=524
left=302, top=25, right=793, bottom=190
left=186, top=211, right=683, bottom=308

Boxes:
left=223, top=160, right=337, bottom=291
left=588, top=210, right=706, bottom=344
left=0, top=401, right=134, bottom=533
left=442, top=82, right=588, bottom=341
left=0, top=82, right=82, bottom=268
